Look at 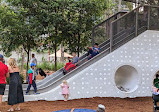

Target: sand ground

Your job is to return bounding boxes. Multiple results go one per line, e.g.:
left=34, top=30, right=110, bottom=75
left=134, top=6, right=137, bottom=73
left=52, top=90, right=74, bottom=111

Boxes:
left=0, top=97, right=154, bottom=112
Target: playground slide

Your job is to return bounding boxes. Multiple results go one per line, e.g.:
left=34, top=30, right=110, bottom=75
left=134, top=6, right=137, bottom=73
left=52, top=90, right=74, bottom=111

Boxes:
left=4, top=39, right=110, bottom=95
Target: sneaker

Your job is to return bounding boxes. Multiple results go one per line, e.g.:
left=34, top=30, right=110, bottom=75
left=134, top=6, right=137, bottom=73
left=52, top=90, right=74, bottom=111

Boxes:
left=25, top=93, right=29, bottom=95
left=34, top=93, right=40, bottom=95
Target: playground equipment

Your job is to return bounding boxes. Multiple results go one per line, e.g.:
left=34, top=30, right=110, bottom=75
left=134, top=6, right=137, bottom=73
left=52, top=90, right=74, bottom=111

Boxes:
left=3, top=5, right=159, bottom=101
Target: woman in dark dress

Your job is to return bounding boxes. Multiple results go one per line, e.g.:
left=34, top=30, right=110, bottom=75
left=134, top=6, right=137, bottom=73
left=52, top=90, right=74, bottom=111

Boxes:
left=7, top=58, right=24, bottom=111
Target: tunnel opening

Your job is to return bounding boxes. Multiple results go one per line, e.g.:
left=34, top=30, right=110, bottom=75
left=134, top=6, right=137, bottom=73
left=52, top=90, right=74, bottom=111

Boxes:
left=115, top=65, right=139, bottom=93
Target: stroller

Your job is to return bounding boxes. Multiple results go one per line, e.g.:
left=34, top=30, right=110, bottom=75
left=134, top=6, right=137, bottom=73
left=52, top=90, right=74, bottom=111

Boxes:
left=153, top=94, right=159, bottom=112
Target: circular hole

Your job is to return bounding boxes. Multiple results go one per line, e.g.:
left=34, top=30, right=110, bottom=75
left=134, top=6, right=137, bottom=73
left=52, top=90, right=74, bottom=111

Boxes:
left=115, top=65, right=139, bottom=93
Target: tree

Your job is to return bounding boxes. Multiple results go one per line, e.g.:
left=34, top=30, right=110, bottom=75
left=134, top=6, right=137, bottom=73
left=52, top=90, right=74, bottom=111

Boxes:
left=0, top=1, right=41, bottom=74
left=63, top=0, right=107, bottom=56
left=0, top=0, right=108, bottom=72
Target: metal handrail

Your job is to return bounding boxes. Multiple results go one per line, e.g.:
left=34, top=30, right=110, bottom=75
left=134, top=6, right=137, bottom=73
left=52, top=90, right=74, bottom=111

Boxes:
left=110, top=5, right=159, bottom=52
left=111, top=6, right=141, bottom=24
left=112, top=5, right=159, bottom=24
left=93, top=11, right=127, bottom=29
left=92, top=11, right=127, bottom=46
left=113, top=25, right=147, bottom=48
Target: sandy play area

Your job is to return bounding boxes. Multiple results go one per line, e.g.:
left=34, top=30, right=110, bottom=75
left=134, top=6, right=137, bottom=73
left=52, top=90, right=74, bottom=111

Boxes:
left=0, top=97, right=153, bottom=112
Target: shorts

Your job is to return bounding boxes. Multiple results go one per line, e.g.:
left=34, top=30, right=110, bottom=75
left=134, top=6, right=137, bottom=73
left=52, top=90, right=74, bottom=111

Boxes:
left=0, top=84, right=6, bottom=95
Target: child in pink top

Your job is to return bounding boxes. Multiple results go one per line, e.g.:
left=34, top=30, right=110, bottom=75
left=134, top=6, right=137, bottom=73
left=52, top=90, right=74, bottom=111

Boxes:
left=61, top=80, right=69, bottom=101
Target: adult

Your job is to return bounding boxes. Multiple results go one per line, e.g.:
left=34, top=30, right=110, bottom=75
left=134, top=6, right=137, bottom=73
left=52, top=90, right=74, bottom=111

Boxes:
left=63, top=52, right=79, bottom=75
left=30, top=54, right=37, bottom=65
left=30, top=54, right=38, bottom=79
left=0, top=54, right=9, bottom=111
left=87, top=43, right=100, bottom=60
left=97, top=104, right=106, bottom=112
left=8, top=58, right=24, bottom=111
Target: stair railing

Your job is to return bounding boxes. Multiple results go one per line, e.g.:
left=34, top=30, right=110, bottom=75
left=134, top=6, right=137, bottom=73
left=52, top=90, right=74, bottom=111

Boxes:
left=110, top=5, right=159, bottom=52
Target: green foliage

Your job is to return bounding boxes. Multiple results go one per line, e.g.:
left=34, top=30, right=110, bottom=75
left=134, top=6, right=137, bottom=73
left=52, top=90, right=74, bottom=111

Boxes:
left=0, top=2, right=42, bottom=73
left=23, top=63, right=28, bottom=70
left=37, top=62, right=65, bottom=71
left=24, top=61, right=64, bottom=71
left=0, top=0, right=107, bottom=70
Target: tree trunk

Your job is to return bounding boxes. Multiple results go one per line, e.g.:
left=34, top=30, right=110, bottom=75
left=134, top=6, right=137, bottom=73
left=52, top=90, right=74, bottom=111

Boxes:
left=49, top=42, right=51, bottom=62
left=26, top=50, right=30, bottom=79
left=54, top=42, right=57, bottom=71
left=23, top=45, right=30, bottom=81
left=61, top=43, right=64, bottom=63
left=54, top=27, right=58, bottom=71
left=77, top=33, right=80, bottom=57
left=20, top=48, right=25, bottom=73
left=118, top=0, right=122, bottom=12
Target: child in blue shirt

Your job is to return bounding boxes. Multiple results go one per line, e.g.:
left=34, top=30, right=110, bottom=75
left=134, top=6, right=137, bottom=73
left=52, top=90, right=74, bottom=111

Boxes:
left=26, top=63, right=39, bottom=95
left=87, top=43, right=100, bottom=60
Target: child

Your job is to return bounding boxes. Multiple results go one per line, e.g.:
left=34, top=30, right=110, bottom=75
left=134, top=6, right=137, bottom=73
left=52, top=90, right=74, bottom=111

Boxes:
left=63, top=52, right=79, bottom=75
left=26, top=63, right=39, bottom=95
left=67, top=57, right=72, bottom=63
left=87, top=43, right=100, bottom=60
left=61, top=80, right=69, bottom=101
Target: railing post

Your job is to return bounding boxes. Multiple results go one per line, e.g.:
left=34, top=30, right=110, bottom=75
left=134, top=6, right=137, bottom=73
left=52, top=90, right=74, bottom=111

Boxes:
left=135, top=7, right=139, bottom=37
left=147, top=6, right=150, bottom=30
left=110, top=23, right=113, bottom=52
left=92, top=28, right=95, bottom=46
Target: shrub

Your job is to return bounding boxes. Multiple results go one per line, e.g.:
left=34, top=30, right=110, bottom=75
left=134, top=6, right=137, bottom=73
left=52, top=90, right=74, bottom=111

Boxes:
left=23, top=63, right=27, bottom=69
left=57, top=63, right=65, bottom=70
left=24, top=60, right=65, bottom=71
left=38, top=62, right=65, bottom=71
